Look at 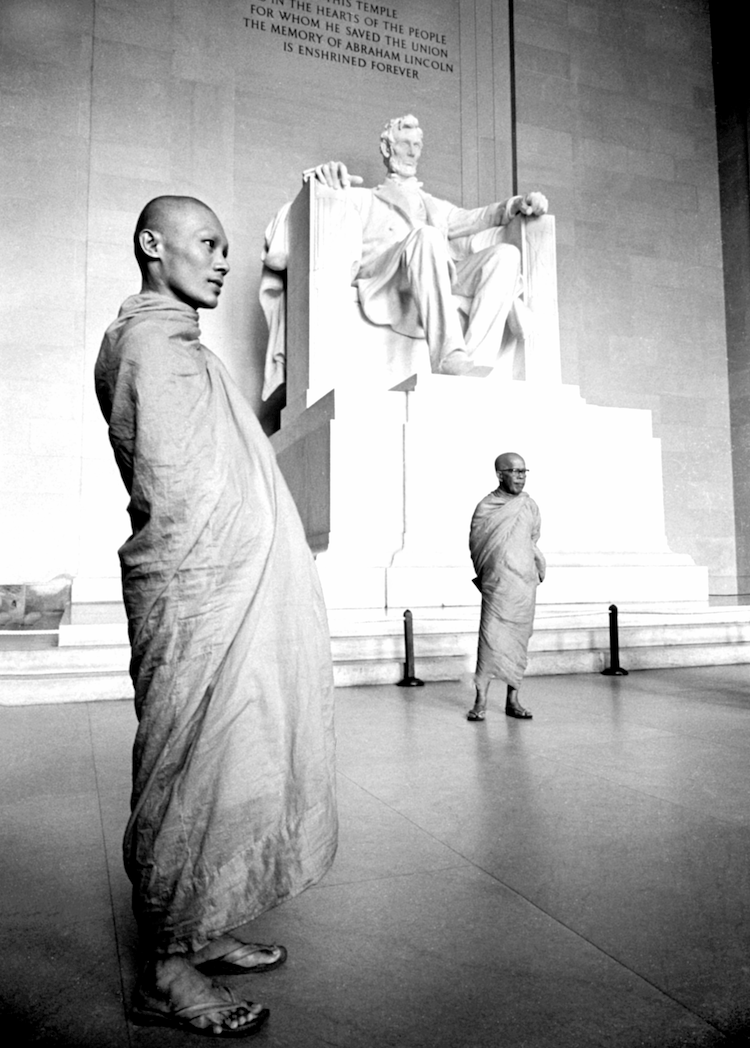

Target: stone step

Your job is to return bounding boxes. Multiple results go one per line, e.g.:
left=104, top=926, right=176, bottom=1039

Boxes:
left=55, top=609, right=750, bottom=654
left=0, top=629, right=59, bottom=651
left=58, top=623, right=128, bottom=647
left=4, top=604, right=750, bottom=704
left=333, top=635, right=750, bottom=686
left=69, top=602, right=128, bottom=625
left=0, top=669, right=133, bottom=705
left=51, top=614, right=750, bottom=661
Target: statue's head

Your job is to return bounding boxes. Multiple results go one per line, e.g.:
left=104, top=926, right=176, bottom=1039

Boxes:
left=380, top=114, right=423, bottom=178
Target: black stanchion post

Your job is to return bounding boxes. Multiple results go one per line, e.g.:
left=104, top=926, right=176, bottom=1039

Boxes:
left=601, top=603, right=628, bottom=676
left=397, top=609, right=424, bottom=687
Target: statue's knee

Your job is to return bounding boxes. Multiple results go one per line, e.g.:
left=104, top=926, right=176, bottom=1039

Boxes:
left=496, top=242, right=521, bottom=264
left=483, top=241, right=521, bottom=275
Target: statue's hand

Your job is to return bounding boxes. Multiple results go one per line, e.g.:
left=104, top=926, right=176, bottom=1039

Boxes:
left=303, top=161, right=364, bottom=190
left=513, top=191, right=548, bottom=217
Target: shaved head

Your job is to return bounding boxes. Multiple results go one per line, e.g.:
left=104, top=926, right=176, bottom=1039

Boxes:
left=494, top=452, right=525, bottom=473
left=134, top=195, right=217, bottom=275
left=494, top=451, right=528, bottom=496
left=133, top=195, right=229, bottom=310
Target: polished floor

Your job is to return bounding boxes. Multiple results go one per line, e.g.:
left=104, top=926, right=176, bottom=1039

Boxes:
left=1, top=667, right=750, bottom=1047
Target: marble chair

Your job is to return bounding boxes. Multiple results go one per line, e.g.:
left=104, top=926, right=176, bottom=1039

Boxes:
left=260, top=176, right=561, bottom=425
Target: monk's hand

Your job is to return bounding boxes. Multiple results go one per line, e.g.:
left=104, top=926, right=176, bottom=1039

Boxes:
left=303, top=161, right=364, bottom=190
left=509, top=192, right=549, bottom=218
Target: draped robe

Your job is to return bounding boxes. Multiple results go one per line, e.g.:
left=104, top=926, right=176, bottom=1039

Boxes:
left=95, top=293, right=337, bottom=954
left=470, top=490, right=545, bottom=690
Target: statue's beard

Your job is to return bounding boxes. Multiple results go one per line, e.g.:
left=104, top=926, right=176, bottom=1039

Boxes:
left=389, top=157, right=419, bottom=178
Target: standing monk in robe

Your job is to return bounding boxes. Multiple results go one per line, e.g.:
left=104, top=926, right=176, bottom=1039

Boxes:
left=95, top=196, right=337, bottom=1038
left=466, top=452, right=546, bottom=722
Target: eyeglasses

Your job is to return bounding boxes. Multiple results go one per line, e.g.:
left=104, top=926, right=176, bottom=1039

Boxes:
left=499, top=468, right=529, bottom=476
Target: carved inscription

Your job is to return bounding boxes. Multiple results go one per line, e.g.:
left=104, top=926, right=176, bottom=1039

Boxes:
left=243, top=0, right=455, bottom=79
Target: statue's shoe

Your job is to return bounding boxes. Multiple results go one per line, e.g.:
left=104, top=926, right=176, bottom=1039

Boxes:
left=438, top=349, right=474, bottom=375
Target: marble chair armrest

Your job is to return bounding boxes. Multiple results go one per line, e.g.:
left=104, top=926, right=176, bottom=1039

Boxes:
left=307, top=182, right=364, bottom=283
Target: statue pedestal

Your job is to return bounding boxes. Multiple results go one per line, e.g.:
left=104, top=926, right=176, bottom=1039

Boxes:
left=272, top=371, right=708, bottom=611
left=269, top=178, right=706, bottom=612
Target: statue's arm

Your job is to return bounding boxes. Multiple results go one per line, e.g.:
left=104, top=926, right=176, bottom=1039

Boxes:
left=446, top=191, right=549, bottom=239
left=506, top=191, right=548, bottom=219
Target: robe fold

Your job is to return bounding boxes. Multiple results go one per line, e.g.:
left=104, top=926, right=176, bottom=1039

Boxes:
left=470, top=489, right=545, bottom=690
left=95, top=292, right=337, bottom=954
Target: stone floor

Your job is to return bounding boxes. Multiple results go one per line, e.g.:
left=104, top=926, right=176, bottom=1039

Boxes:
left=1, top=666, right=749, bottom=1047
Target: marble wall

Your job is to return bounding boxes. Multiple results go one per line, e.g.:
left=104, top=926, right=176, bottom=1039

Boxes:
left=0, top=0, right=736, bottom=592
left=512, top=0, right=733, bottom=590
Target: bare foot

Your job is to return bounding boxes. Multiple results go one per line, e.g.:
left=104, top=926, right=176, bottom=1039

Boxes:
left=134, top=954, right=268, bottom=1034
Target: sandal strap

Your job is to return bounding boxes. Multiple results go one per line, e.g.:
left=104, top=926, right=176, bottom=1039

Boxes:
left=174, top=997, right=253, bottom=1022
left=217, top=942, right=279, bottom=966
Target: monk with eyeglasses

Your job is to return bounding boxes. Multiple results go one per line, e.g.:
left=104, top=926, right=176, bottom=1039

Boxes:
left=467, top=452, right=546, bottom=721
